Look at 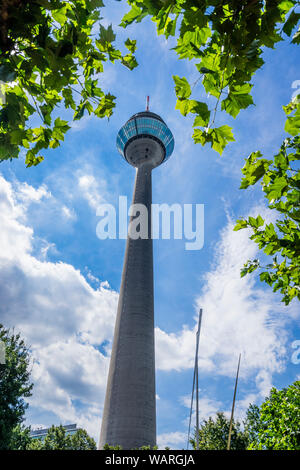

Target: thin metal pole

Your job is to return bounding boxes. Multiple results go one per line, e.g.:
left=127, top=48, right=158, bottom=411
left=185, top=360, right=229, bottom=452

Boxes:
left=195, top=358, right=199, bottom=449
left=187, top=308, right=203, bottom=450
left=186, top=360, right=196, bottom=449
left=195, top=309, right=202, bottom=449
left=227, top=353, right=241, bottom=451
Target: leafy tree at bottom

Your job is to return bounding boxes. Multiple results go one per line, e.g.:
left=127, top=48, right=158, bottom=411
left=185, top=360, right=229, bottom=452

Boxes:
left=190, top=412, right=249, bottom=450
left=26, top=425, right=97, bottom=450
left=9, top=424, right=32, bottom=450
left=249, top=381, right=300, bottom=450
left=0, top=324, right=33, bottom=450
left=190, top=381, right=300, bottom=450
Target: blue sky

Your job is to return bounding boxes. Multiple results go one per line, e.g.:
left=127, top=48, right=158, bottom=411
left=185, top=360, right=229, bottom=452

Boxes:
left=0, top=1, right=299, bottom=449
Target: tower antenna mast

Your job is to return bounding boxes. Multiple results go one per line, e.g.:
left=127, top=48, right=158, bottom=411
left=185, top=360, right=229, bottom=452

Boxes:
left=146, top=95, right=150, bottom=111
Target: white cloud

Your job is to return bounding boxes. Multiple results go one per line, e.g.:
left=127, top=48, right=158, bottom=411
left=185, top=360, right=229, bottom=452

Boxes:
left=77, top=171, right=107, bottom=211
left=155, top=210, right=299, bottom=399
left=0, top=175, right=118, bottom=440
left=180, top=393, right=225, bottom=439
left=61, top=205, right=77, bottom=221
left=15, top=181, right=51, bottom=204
left=29, top=337, right=110, bottom=438
left=234, top=393, right=259, bottom=422
left=155, top=326, right=214, bottom=372
left=157, top=431, right=186, bottom=450
left=0, top=172, right=298, bottom=444
left=181, top=394, right=224, bottom=422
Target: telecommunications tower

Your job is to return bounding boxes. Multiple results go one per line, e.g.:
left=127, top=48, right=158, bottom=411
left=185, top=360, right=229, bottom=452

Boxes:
left=99, top=101, right=175, bottom=449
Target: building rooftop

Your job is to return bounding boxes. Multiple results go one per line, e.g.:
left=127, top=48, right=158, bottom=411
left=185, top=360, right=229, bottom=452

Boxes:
left=30, top=423, right=77, bottom=439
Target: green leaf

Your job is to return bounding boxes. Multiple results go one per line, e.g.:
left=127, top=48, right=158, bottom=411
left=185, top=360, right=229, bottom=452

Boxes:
left=124, top=38, right=137, bottom=53
left=256, top=215, right=265, bottom=228
left=285, top=106, right=300, bottom=135
left=283, top=10, right=300, bottom=36
left=98, top=24, right=116, bottom=48
left=25, top=151, right=44, bottom=167
left=87, top=0, right=104, bottom=8
left=121, top=54, right=138, bottom=70
left=266, top=176, right=289, bottom=201
left=0, top=64, right=17, bottom=83
left=222, top=84, right=254, bottom=118
left=260, top=271, right=272, bottom=285
left=173, top=75, right=191, bottom=99
left=175, top=98, right=194, bottom=116
left=193, top=125, right=235, bottom=155
left=54, top=117, right=70, bottom=130
left=52, top=5, right=69, bottom=25
left=248, top=215, right=264, bottom=228
left=119, top=5, right=146, bottom=28
left=74, top=101, right=87, bottom=121
left=10, top=129, right=25, bottom=145
left=234, top=219, right=248, bottom=231
left=240, top=152, right=271, bottom=189
left=210, top=125, right=235, bottom=155
left=192, top=102, right=210, bottom=126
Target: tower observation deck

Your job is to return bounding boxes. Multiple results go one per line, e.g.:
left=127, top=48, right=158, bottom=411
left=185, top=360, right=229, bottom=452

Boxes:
left=99, top=109, right=174, bottom=450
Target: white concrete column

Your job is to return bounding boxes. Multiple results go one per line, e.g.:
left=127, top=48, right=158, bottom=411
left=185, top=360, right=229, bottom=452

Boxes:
left=99, top=163, right=156, bottom=450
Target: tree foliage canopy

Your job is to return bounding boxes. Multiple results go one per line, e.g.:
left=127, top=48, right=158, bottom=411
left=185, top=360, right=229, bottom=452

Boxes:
left=191, top=382, right=300, bottom=450
left=0, top=324, right=33, bottom=450
left=234, top=98, right=300, bottom=305
left=119, top=1, right=300, bottom=300
left=120, top=0, right=300, bottom=154
left=190, top=411, right=249, bottom=450
left=26, top=425, right=97, bottom=450
left=1, top=2, right=299, bottom=299
left=8, top=424, right=32, bottom=450
left=0, top=0, right=137, bottom=166
left=249, top=381, right=300, bottom=450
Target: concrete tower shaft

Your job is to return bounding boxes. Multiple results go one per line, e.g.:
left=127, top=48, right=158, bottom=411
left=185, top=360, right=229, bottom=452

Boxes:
left=99, top=163, right=155, bottom=449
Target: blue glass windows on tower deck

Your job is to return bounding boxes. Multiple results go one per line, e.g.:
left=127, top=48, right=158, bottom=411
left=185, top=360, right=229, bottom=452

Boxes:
left=116, top=112, right=174, bottom=162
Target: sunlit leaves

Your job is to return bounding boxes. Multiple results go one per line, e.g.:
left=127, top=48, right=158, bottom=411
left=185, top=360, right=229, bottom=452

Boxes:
left=285, top=104, right=300, bottom=135
left=98, top=24, right=116, bottom=48
left=94, top=93, right=116, bottom=118
left=240, top=151, right=272, bottom=189
left=52, top=4, right=70, bottom=25
left=0, top=326, right=33, bottom=450
left=173, top=27, right=211, bottom=59
left=234, top=99, right=300, bottom=305
left=119, top=4, right=147, bottom=27
left=120, top=0, right=299, bottom=155
left=283, top=10, right=300, bottom=36
left=222, top=84, right=254, bottom=118
left=124, top=38, right=137, bottom=53
left=249, top=381, right=300, bottom=450
left=0, top=0, right=137, bottom=165
left=173, top=75, right=191, bottom=99
left=190, top=412, right=249, bottom=450
left=193, top=125, right=235, bottom=155
left=121, top=54, right=138, bottom=70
